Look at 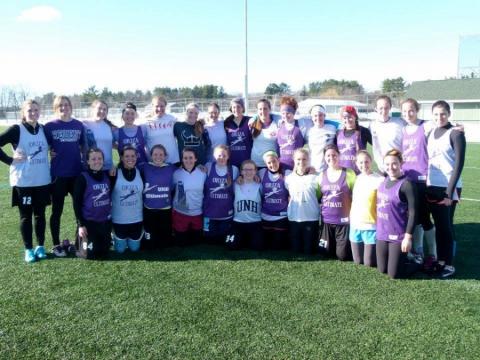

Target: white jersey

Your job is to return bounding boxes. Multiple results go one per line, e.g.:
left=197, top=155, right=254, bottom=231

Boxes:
left=305, top=124, right=337, bottom=172
left=233, top=182, right=262, bottom=223
left=250, top=119, right=279, bottom=167
left=205, top=120, right=227, bottom=161
left=10, top=124, right=51, bottom=187
left=369, top=117, right=406, bottom=172
left=173, top=167, right=207, bottom=216
left=112, top=169, right=143, bottom=224
left=284, top=171, right=320, bottom=222
left=83, top=120, right=113, bottom=170
left=427, top=128, right=462, bottom=191
left=143, top=114, right=179, bottom=163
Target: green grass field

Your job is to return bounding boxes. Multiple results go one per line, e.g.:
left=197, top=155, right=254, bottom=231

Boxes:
left=0, top=137, right=479, bottom=359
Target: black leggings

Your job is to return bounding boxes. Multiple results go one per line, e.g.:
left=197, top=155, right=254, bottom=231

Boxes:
left=76, top=220, right=111, bottom=259
left=50, top=177, right=76, bottom=246
left=429, top=202, right=454, bottom=265
left=376, top=240, right=405, bottom=279
left=376, top=240, right=418, bottom=279
left=18, top=204, right=46, bottom=249
left=289, top=221, right=319, bottom=255
left=416, top=183, right=434, bottom=231
left=143, top=207, right=172, bottom=249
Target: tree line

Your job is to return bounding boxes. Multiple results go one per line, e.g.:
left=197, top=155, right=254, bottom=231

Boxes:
left=0, top=76, right=412, bottom=115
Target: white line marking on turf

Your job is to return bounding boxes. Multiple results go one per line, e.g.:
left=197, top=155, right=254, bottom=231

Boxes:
left=462, top=198, right=480, bottom=202
left=464, top=166, right=480, bottom=170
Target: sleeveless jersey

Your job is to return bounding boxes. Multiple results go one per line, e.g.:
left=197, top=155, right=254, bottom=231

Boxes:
left=402, top=120, right=428, bottom=183
left=142, top=163, right=175, bottom=209
left=203, top=163, right=234, bottom=219
left=118, top=126, right=148, bottom=165
left=427, top=127, right=463, bottom=189
left=376, top=177, right=408, bottom=243
left=111, top=168, right=143, bottom=224
left=9, top=123, right=50, bottom=187
left=277, top=121, right=304, bottom=170
left=261, top=169, right=288, bottom=218
left=233, top=182, right=262, bottom=223
left=225, top=117, right=252, bottom=168
left=337, top=130, right=364, bottom=174
left=320, top=169, right=352, bottom=225
left=81, top=172, right=111, bottom=222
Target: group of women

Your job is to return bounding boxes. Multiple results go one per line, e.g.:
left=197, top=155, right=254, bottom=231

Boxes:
left=0, top=94, right=466, bottom=279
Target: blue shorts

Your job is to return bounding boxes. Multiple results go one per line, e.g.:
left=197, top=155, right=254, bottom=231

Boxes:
left=349, top=228, right=376, bottom=245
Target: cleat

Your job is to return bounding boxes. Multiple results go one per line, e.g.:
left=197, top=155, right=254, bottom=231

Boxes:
left=34, top=246, right=47, bottom=259
left=25, top=249, right=36, bottom=263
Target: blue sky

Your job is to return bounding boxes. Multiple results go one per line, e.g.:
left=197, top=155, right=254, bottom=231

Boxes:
left=1, top=0, right=480, bottom=96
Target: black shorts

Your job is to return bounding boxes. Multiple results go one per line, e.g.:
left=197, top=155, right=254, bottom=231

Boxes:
left=319, top=223, right=351, bottom=261
left=113, top=222, right=144, bottom=240
left=12, top=185, right=51, bottom=208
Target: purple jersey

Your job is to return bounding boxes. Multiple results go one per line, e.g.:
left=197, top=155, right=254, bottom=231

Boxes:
left=203, top=163, right=234, bottom=219
left=337, top=130, right=364, bottom=174
left=376, top=177, right=408, bottom=243
left=224, top=116, right=252, bottom=168
left=44, top=119, right=84, bottom=177
left=118, top=127, right=148, bottom=165
left=320, top=169, right=352, bottom=225
left=261, top=170, right=288, bottom=217
left=402, top=121, right=428, bottom=183
left=81, top=172, right=111, bottom=222
left=142, top=163, right=175, bottom=209
left=277, top=122, right=304, bottom=170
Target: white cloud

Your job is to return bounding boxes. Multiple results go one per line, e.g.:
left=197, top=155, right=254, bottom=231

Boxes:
left=17, top=5, right=62, bottom=23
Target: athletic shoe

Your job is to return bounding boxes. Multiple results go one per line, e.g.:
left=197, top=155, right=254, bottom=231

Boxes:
left=34, top=246, right=47, bottom=259
left=25, top=249, right=36, bottom=263
left=52, top=245, right=67, bottom=257
left=440, top=265, right=455, bottom=279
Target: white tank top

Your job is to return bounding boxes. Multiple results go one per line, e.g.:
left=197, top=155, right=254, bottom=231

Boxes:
left=112, top=169, right=143, bottom=224
left=233, top=182, right=262, bottom=223
left=427, top=128, right=462, bottom=189
left=9, top=124, right=50, bottom=187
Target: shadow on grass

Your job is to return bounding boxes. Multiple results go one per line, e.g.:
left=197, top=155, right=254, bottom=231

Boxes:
left=453, top=223, right=480, bottom=280
left=66, top=222, right=480, bottom=280
left=104, top=245, right=324, bottom=263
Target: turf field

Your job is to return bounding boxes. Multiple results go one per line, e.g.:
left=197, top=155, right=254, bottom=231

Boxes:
left=0, top=138, right=479, bottom=359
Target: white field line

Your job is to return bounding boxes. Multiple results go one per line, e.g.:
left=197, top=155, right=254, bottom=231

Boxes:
left=462, top=197, right=480, bottom=202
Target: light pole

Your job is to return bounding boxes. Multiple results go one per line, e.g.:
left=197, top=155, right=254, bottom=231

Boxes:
left=244, top=0, right=249, bottom=114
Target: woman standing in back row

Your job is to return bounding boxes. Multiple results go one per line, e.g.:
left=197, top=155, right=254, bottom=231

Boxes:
left=0, top=100, right=51, bottom=263
left=44, top=95, right=85, bottom=257
left=426, top=100, right=466, bottom=279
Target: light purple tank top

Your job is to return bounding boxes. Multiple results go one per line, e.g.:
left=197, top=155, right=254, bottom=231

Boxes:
left=320, top=169, right=351, bottom=225
left=118, top=127, right=148, bottom=165
left=142, top=164, right=175, bottom=209
left=277, top=121, right=304, bottom=170
left=402, top=121, right=428, bottom=183
left=376, top=177, right=408, bottom=243
left=261, top=170, right=288, bottom=216
left=203, top=163, right=234, bottom=219
left=81, top=172, right=111, bottom=222
left=337, top=130, right=364, bottom=174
